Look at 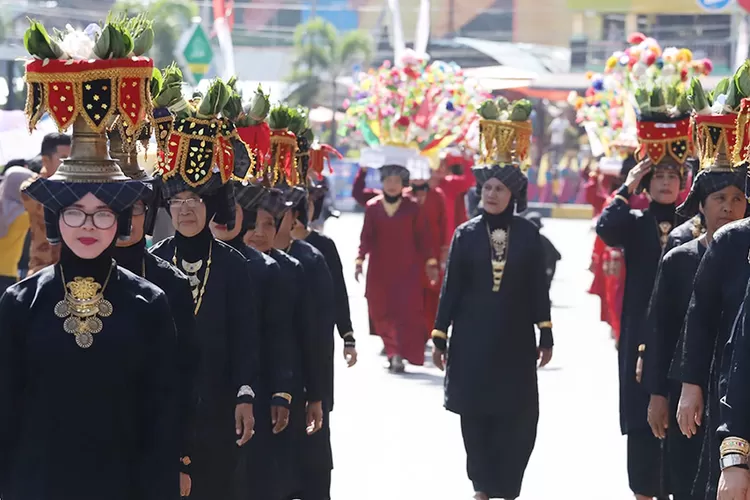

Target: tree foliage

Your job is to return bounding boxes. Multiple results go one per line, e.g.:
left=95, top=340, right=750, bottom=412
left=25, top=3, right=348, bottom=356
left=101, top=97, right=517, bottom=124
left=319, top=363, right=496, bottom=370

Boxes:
left=287, top=17, right=373, bottom=109
left=112, top=0, right=198, bottom=70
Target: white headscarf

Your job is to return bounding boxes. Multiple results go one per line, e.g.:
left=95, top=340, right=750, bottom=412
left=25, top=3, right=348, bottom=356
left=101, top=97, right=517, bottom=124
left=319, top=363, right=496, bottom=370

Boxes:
left=0, top=166, right=34, bottom=238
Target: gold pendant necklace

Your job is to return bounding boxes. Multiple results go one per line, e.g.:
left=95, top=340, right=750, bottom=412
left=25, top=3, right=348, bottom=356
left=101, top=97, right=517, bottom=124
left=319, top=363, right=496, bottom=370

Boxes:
left=173, top=240, right=213, bottom=316
left=54, top=262, right=115, bottom=349
left=486, top=223, right=510, bottom=292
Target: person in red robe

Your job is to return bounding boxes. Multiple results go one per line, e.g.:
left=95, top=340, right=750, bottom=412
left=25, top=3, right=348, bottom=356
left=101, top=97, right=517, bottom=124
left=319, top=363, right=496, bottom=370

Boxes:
left=352, top=166, right=448, bottom=339
left=434, top=154, right=476, bottom=242
left=355, top=164, right=439, bottom=373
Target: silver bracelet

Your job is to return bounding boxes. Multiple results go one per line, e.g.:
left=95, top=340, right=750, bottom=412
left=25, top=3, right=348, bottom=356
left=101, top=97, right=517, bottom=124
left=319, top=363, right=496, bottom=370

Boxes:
left=720, top=454, right=749, bottom=471
left=237, top=385, right=255, bottom=399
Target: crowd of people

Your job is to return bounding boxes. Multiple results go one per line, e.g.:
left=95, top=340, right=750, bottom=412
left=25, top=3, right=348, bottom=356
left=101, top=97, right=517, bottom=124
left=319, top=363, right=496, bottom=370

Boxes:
left=581, top=38, right=750, bottom=500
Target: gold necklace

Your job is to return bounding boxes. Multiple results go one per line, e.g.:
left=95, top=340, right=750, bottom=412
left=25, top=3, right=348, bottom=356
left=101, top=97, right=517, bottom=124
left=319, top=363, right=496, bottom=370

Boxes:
left=486, top=223, right=511, bottom=292
left=54, top=262, right=115, bottom=349
left=173, top=240, right=213, bottom=316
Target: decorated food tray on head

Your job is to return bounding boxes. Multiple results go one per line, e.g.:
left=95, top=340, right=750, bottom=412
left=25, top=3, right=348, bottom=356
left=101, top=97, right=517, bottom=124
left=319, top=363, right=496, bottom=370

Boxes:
left=569, top=32, right=713, bottom=159
left=340, top=49, right=491, bottom=176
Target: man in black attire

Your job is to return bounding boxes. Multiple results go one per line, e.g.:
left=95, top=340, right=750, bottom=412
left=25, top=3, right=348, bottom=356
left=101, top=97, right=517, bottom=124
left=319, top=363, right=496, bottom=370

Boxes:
left=290, top=188, right=358, bottom=367
left=596, top=112, right=691, bottom=500
left=644, top=165, right=747, bottom=500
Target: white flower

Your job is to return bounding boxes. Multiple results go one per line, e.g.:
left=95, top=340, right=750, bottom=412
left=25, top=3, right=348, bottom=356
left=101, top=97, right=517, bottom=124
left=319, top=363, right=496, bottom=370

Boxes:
left=58, top=25, right=95, bottom=60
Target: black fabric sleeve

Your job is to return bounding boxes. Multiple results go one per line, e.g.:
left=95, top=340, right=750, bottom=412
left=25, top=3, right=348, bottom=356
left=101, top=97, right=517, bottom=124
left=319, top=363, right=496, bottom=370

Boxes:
left=718, top=296, right=750, bottom=444
left=643, top=253, right=674, bottom=397
left=0, top=291, right=25, bottom=496
left=433, top=228, right=465, bottom=350
left=680, top=241, right=724, bottom=387
left=230, top=260, right=261, bottom=403
left=266, top=261, right=294, bottom=407
left=298, top=261, right=327, bottom=403
left=137, top=293, right=180, bottom=500
left=530, top=227, right=553, bottom=348
left=595, top=185, right=636, bottom=249
left=169, top=276, right=199, bottom=466
left=321, top=237, right=354, bottom=339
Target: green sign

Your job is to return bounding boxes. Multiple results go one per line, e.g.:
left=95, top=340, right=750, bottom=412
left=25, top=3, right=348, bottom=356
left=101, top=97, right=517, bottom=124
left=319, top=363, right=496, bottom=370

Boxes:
left=175, top=24, right=214, bottom=84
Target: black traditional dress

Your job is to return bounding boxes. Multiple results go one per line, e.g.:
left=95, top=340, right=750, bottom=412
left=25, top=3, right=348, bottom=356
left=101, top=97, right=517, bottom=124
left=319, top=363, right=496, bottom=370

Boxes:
left=0, top=246, right=180, bottom=500
left=113, top=238, right=198, bottom=478
left=305, top=229, right=355, bottom=341
left=150, top=226, right=260, bottom=500
left=596, top=185, right=676, bottom=497
left=432, top=209, right=552, bottom=499
left=676, top=218, right=750, bottom=499
left=716, top=280, right=750, bottom=477
left=268, top=247, right=311, bottom=499
left=225, top=234, right=294, bottom=500
left=644, top=238, right=705, bottom=499
left=286, top=238, right=336, bottom=499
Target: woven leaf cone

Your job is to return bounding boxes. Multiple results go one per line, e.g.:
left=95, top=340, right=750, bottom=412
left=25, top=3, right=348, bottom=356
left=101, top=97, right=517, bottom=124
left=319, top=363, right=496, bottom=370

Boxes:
left=479, top=119, right=532, bottom=167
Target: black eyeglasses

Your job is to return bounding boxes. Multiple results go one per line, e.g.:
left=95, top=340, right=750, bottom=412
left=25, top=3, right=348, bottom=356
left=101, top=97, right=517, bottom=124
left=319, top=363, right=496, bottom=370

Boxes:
left=167, top=198, right=204, bottom=210
left=60, top=208, right=117, bottom=229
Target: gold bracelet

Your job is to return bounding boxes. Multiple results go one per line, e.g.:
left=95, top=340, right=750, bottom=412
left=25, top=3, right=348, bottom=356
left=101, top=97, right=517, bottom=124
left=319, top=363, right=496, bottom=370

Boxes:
left=181, top=456, right=192, bottom=466
left=426, top=258, right=438, bottom=267
left=537, top=321, right=553, bottom=329
left=355, top=258, right=364, bottom=266
left=272, top=392, right=293, bottom=404
left=615, top=194, right=629, bottom=204
left=638, top=344, right=646, bottom=354
left=721, top=437, right=750, bottom=457
left=431, top=329, right=448, bottom=340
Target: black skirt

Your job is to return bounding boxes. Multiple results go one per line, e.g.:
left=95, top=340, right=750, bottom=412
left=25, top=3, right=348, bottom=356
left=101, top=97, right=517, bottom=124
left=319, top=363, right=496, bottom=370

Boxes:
left=459, top=408, right=538, bottom=499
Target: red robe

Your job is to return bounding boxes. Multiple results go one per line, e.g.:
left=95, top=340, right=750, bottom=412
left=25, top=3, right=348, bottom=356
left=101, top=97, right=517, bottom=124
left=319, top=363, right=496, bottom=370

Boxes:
left=352, top=168, right=447, bottom=340
left=438, top=168, right=475, bottom=241
left=588, top=191, right=626, bottom=340
left=358, top=196, right=434, bottom=364
left=412, top=188, right=448, bottom=339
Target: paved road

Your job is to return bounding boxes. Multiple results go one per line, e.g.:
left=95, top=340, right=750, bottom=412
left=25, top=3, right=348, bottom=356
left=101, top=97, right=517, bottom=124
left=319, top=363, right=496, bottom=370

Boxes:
left=323, top=214, right=632, bottom=500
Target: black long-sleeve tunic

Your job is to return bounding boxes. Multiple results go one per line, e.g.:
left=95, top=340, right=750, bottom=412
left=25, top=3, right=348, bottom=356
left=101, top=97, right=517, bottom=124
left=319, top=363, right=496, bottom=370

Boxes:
left=643, top=238, right=705, bottom=498
left=596, top=187, right=676, bottom=434
left=676, top=218, right=750, bottom=499
left=717, top=287, right=750, bottom=472
left=288, top=239, right=336, bottom=410
left=150, top=229, right=259, bottom=499
left=305, top=229, right=355, bottom=338
left=224, top=236, right=294, bottom=500
left=226, top=236, right=294, bottom=404
left=434, top=213, right=552, bottom=415
left=0, top=252, right=180, bottom=500
left=114, top=239, right=198, bottom=466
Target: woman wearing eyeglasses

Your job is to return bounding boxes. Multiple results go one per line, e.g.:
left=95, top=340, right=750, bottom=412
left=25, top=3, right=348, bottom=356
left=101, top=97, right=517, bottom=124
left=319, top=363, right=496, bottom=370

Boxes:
left=150, top=165, right=260, bottom=499
left=0, top=156, right=181, bottom=499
